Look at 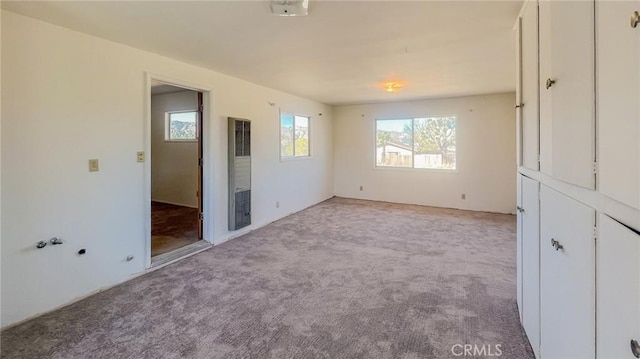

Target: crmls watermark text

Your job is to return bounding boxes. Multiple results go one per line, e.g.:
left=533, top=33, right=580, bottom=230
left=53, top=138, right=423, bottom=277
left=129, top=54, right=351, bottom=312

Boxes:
left=451, top=344, right=503, bottom=357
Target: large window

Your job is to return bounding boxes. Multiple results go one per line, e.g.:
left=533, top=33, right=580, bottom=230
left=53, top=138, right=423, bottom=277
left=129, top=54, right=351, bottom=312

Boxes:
left=280, top=113, right=310, bottom=158
left=376, top=116, right=456, bottom=170
left=166, top=110, right=197, bottom=141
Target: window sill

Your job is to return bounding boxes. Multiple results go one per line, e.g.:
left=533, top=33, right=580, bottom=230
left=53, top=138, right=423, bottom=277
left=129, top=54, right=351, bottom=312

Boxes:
left=164, top=139, right=197, bottom=143
left=373, top=165, right=459, bottom=174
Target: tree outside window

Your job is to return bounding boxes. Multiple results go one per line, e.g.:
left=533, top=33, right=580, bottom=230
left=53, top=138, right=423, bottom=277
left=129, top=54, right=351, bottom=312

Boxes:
left=281, top=113, right=310, bottom=158
left=376, top=116, right=456, bottom=170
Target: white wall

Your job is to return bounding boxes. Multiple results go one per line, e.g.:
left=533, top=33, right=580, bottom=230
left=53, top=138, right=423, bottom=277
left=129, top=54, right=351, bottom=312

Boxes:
left=0, top=8, right=3, bottom=323
left=333, top=93, right=516, bottom=213
left=0, top=10, right=333, bottom=327
left=151, top=90, right=199, bottom=208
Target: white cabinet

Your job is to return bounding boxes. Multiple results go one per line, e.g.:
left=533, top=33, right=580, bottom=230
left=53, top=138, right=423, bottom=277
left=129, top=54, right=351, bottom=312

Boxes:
left=516, top=0, right=540, bottom=171
left=517, top=172, right=541, bottom=356
left=517, top=173, right=524, bottom=319
left=597, top=214, right=640, bottom=359
left=596, top=0, right=640, bottom=210
left=539, top=0, right=595, bottom=189
left=540, top=186, right=595, bottom=359
left=517, top=1, right=640, bottom=358
left=520, top=175, right=540, bottom=358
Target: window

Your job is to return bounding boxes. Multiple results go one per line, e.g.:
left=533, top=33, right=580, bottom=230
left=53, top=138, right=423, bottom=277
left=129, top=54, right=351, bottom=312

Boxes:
left=280, top=113, right=310, bottom=158
left=166, top=110, right=197, bottom=141
left=376, top=116, right=456, bottom=170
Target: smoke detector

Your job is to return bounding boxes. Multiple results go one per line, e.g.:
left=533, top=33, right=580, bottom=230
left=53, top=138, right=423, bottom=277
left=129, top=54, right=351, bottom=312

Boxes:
left=271, top=0, right=309, bottom=16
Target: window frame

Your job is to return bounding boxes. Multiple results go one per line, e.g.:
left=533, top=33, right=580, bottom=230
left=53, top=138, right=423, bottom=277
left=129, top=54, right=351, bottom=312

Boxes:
left=279, top=111, right=311, bottom=160
left=374, top=115, right=457, bottom=172
left=165, top=109, right=198, bottom=142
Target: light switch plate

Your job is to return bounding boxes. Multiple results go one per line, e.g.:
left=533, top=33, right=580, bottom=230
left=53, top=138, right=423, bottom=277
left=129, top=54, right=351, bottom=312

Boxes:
left=88, top=159, right=99, bottom=172
left=136, top=151, right=145, bottom=163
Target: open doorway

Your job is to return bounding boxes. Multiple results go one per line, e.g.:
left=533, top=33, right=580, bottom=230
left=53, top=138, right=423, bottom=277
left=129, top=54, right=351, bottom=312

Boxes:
left=150, top=81, right=204, bottom=260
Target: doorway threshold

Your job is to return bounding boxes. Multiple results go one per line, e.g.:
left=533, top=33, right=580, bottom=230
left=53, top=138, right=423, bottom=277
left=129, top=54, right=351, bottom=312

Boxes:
left=151, top=240, right=211, bottom=269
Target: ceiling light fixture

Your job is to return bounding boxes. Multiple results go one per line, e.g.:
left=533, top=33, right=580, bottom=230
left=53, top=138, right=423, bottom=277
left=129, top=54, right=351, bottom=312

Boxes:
left=270, top=0, right=309, bottom=16
left=384, top=82, right=403, bottom=93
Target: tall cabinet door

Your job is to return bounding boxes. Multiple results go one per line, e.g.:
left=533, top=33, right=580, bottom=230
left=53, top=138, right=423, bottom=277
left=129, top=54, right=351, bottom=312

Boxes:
left=518, top=0, right=540, bottom=171
left=596, top=0, right=640, bottom=210
left=521, top=175, right=540, bottom=358
left=597, top=214, right=640, bottom=359
left=517, top=174, right=524, bottom=320
left=539, top=0, right=595, bottom=189
left=540, top=186, right=595, bottom=359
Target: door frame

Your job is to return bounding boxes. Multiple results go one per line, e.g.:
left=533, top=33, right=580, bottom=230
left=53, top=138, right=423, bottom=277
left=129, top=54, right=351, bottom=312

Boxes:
left=144, top=73, right=213, bottom=269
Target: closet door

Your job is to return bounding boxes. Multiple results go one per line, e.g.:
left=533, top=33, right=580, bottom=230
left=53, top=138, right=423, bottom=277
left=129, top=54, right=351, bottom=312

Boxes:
left=517, top=174, right=523, bottom=320
left=521, top=176, right=540, bottom=358
left=597, top=214, right=640, bottom=359
left=539, top=0, right=595, bottom=189
left=540, top=186, right=595, bottom=359
left=519, top=0, right=540, bottom=171
left=596, top=0, right=640, bottom=210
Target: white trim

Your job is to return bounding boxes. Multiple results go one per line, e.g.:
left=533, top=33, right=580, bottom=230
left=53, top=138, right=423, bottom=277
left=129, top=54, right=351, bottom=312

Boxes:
left=373, top=165, right=460, bottom=174
left=145, top=72, right=214, bottom=270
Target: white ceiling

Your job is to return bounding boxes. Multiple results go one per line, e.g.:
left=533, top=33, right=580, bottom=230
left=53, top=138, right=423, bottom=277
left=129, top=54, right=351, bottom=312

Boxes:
left=2, top=1, right=522, bottom=106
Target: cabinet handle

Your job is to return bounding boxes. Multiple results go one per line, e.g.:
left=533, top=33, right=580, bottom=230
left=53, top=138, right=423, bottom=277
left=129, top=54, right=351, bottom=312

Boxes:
left=631, top=339, right=640, bottom=358
left=515, top=103, right=524, bottom=109
left=545, top=78, right=556, bottom=90
left=632, top=11, right=639, bottom=28
left=517, top=206, right=525, bottom=213
left=551, top=238, right=563, bottom=251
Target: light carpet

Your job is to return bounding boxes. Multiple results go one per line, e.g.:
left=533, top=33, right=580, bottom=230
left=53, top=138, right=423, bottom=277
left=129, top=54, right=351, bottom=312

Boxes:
left=1, top=197, right=534, bottom=359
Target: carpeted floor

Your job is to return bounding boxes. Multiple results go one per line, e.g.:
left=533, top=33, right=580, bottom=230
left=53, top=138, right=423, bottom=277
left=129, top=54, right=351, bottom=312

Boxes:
left=152, top=201, right=199, bottom=257
left=1, top=197, right=534, bottom=359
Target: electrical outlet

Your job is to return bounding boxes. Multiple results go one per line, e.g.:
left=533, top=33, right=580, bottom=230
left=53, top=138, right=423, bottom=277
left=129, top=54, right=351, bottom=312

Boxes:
left=276, top=201, right=280, bottom=208
left=359, top=185, right=364, bottom=191
left=137, top=151, right=145, bottom=163
left=461, top=193, right=466, bottom=200
left=88, top=159, right=99, bottom=172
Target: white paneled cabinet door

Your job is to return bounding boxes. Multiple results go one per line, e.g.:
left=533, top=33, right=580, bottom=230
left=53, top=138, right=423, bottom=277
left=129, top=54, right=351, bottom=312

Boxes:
left=520, top=0, right=540, bottom=171
left=540, top=186, right=595, bottom=359
left=521, top=176, right=540, bottom=358
left=539, top=0, right=595, bottom=189
left=517, top=174, right=524, bottom=320
left=597, top=214, right=640, bottom=359
left=596, top=0, right=640, bottom=210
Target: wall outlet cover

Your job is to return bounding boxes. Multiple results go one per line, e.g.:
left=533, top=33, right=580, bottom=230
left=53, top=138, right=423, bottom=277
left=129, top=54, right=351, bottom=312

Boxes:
left=88, top=159, right=99, bottom=172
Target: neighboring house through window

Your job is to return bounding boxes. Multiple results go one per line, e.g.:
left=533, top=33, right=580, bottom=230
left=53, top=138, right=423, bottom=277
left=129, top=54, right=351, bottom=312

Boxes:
left=376, top=116, right=456, bottom=170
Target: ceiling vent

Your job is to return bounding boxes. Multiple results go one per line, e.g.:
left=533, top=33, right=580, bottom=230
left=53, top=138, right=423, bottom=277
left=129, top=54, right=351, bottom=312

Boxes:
left=270, top=0, right=309, bottom=16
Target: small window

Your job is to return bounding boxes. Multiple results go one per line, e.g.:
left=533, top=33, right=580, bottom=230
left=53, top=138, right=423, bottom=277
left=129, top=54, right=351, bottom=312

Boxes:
left=166, top=110, right=197, bottom=141
left=280, top=113, right=310, bottom=158
left=376, top=116, right=456, bottom=170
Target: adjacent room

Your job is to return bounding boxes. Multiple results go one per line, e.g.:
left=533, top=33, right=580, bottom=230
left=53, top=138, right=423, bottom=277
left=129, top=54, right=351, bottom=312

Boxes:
left=1, top=1, right=638, bottom=359
left=150, top=82, right=204, bottom=260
